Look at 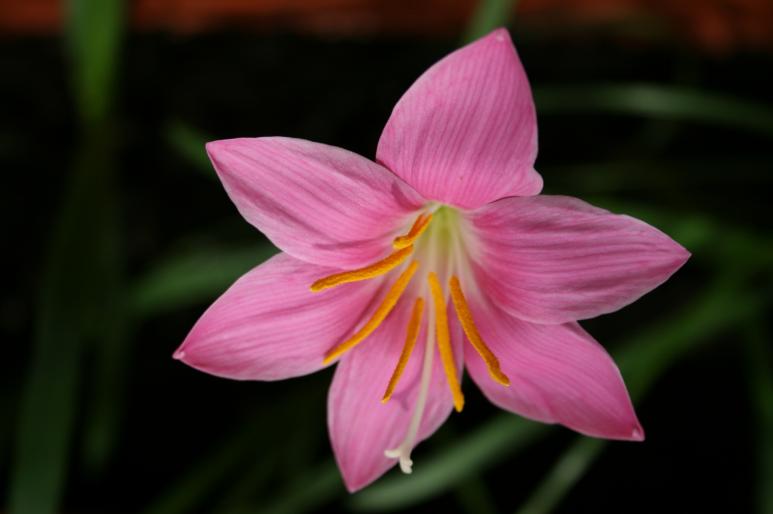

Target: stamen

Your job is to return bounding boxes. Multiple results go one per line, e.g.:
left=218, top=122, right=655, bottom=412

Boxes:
left=428, top=272, right=464, bottom=412
left=382, top=297, right=424, bottom=403
left=323, top=261, right=419, bottom=365
left=310, top=246, right=413, bottom=292
left=393, top=213, right=432, bottom=250
left=449, top=276, right=510, bottom=386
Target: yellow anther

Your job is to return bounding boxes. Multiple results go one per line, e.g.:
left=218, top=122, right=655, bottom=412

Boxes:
left=393, top=213, right=432, bottom=250
left=323, top=261, right=419, bottom=365
left=428, top=272, right=464, bottom=412
left=382, top=297, right=424, bottom=403
left=310, top=246, right=413, bottom=292
left=449, top=276, right=510, bottom=387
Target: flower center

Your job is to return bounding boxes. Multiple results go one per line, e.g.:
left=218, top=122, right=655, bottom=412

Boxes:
left=309, top=207, right=509, bottom=473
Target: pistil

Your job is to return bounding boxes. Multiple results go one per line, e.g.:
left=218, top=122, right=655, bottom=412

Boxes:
left=384, top=300, right=436, bottom=474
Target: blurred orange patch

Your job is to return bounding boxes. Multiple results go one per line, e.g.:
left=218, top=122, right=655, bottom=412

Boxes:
left=1, top=0, right=771, bottom=53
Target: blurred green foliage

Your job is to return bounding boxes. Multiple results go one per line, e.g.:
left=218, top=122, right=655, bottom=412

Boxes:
left=535, top=84, right=773, bottom=138
left=3, top=0, right=772, bottom=512
left=463, top=0, right=519, bottom=43
left=130, top=243, right=277, bottom=318
left=8, top=0, right=125, bottom=510
left=68, top=0, right=124, bottom=124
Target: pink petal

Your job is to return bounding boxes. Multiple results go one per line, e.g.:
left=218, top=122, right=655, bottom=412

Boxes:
left=207, top=137, right=425, bottom=268
left=376, top=28, right=542, bottom=209
left=457, top=301, right=643, bottom=440
left=468, top=195, right=690, bottom=324
left=175, top=253, right=380, bottom=380
left=328, top=299, right=462, bottom=492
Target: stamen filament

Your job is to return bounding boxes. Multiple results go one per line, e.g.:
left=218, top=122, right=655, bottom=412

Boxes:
left=428, top=272, right=464, bottom=412
left=393, top=213, right=432, bottom=250
left=449, top=276, right=510, bottom=386
left=310, top=246, right=413, bottom=292
left=382, top=297, right=424, bottom=403
left=323, top=261, right=419, bottom=365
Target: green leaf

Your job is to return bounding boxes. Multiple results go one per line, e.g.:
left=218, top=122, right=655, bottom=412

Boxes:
left=584, top=201, right=773, bottom=268
left=616, top=275, right=765, bottom=398
left=80, top=303, right=130, bottom=475
left=543, top=159, right=773, bottom=196
left=141, top=416, right=266, bottom=514
left=463, top=0, right=518, bottom=43
left=255, top=461, right=342, bottom=514
left=535, top=84, right=773, bottom=138
left=0, top=393, right=15, bottom=460
left=453, top=473, right=500, bottom=514
left=165, top=120, right=215, bottom=178
left=141, top=383, right=329, bottom=514
left=129, top=243, right=277, bottom=318
left=745, top=323, right=773, bottom=514
left=8, top=132, right=122, bottom=514
left=67, top=0, right=124, bottom=124
left=515, top=439, right=604, bottom=514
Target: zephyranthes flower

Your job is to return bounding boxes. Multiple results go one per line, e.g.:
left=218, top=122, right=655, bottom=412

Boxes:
left=174, top=28, right=689, bottom=491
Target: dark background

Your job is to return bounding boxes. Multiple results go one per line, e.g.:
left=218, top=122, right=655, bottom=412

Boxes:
left=2, top=0, right=772, bottom=513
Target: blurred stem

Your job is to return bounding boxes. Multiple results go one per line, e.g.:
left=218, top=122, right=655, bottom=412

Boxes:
left=213, top=455, right=278, bottom=513
left=463, top=0, right=518, bottom=43
left=455, top=476, right=499, bottom=514
left=67, top=0, right=124, bottom=124
left=165, top=120, right=215, bottom=178
left=0, top=393, right=14, bottom=463
left=142, top=381, right=328, bottom=514
left=515, top=439, right=603, bottom=514
left=544, top=159, right=772, bottom=195
left=70, top=0, right=128, bottom=478
left=254, top=461, right=341, bottom=514
left=142, top=414, right=267, bottom=514
left=744, top=322, right=773, bottom=514
left=535, top=84, right=773, bottom=138
left=8, top=127, right=120, bottom=514
left=585, top=201, right=773, bottom=269
left=129, top=243, right=277, bottom=318
left=82, top=280, right=130, bottom=475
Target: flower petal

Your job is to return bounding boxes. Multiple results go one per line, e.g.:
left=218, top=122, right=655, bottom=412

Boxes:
left=468, top=195, right=690, bottom=324
left=175, top=253, right=380, bottom=380
left=207, top=137, right=425, bottom=268
left=376, top=28, right=542, bottom=209
left=458, top=301, right=643, bottom=440
left=328, top=299, right=461, bottom=492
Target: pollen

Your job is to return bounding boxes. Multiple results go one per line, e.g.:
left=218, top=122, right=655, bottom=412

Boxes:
left=310, top=246, right=413, bottom=292
left=428, top=272, right=464, bottom=412
left=382, top=297, right=424, bottom=403
left=393, top=213, right=432, bottom=250
left=449, top=276, right=510, bottom=387
left=323, top=261, right=419, bottom=365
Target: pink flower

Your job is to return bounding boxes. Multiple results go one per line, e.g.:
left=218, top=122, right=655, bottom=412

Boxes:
left=174, top=28, right=689, bottom=492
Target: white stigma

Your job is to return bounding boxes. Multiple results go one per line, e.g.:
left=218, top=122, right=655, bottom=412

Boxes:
left=384, top=211, right=444, bottom=475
